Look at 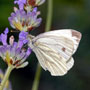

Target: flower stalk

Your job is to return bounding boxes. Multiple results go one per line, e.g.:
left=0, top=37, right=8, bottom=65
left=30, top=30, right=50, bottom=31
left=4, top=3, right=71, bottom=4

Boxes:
left=31, top=0, right=53, bottom=90
left=45, top=0, right=53, bottom=32
left=32, top=63, right=42, bottom=90
left=0, top=65, right=13, bottom=90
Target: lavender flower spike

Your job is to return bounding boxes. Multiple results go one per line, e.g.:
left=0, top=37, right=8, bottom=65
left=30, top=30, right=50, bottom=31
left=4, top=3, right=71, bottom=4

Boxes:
left=8, top=7, right=42, bottom=32
left=0, top=29, right=31, bottom=69
left=14, top=0, right=26, bottom=10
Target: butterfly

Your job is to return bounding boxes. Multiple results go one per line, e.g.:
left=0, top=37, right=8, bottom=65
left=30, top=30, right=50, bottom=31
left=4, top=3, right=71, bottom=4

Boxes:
left=28, top=29, right=82, bottom=76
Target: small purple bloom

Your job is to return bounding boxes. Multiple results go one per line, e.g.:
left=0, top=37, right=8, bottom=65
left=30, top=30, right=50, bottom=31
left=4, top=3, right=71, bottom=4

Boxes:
left=14, top=0, right=26, bottom=10
left=0, top=29, right=31, bottom=69
left=18, top=31, right=29, bottom=48
left=19, top=31, right=28, bottom=40
left=18, top=40, right=24, bottom=49
left=26, top=48, right=32, bottom=56
left=0, top=28, right=9, bottom=45
left=23, top=39, right=28, bottom=44
left=4, top=28, right=9, bottom=34
left=33, top=7, right=38, bottom=12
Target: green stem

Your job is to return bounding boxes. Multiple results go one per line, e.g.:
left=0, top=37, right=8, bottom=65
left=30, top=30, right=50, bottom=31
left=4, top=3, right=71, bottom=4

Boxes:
left=31, top=0, right=53, bottom=90
left=45, top=0, right=53, bottom=32
left=32, top=63, right=42, bottom=90
left=0, top=66, right=13, bottom=90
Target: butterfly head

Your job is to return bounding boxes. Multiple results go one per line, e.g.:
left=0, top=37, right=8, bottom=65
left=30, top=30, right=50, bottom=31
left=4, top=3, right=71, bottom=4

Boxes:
left=27, top=34, right=35, bottom=49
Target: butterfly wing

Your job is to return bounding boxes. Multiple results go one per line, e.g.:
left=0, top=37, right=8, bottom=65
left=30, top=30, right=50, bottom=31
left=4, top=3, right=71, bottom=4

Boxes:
left=29, top=29, right=81, bottom=76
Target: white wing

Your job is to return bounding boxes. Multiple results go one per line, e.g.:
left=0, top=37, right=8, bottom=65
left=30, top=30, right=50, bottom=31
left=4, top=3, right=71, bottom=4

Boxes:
left=29, top=29, right=81, bottom=76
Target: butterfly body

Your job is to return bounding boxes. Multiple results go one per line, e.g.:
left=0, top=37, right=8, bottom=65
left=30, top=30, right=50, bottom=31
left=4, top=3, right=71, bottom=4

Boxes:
left=28, top=29, right=82, bottom=76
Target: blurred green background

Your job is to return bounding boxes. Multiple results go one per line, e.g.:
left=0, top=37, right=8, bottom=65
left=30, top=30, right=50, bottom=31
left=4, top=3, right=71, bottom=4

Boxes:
left=0, top=0, right=90, bottom=90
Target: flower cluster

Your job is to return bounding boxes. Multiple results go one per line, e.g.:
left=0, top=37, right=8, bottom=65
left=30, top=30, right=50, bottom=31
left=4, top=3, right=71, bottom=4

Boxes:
left=8, top=7, right=42, bottom=32
left=0, top=0, right=45, bottom=68
left=0, top=28, right=31, bottom=68
left=8, top=0, right=45, bottom=32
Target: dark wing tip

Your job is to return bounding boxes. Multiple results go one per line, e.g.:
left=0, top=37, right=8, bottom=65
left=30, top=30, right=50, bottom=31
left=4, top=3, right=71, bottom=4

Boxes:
left=71, top=30, right=82, bottom=41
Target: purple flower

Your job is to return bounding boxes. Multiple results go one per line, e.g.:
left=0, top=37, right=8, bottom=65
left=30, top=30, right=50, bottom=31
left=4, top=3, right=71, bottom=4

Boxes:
left=0, top=29, right=31, bottom=69
left=0, top=28, right=9, bottom=45
left=14, top=0, right=26, bottom=10
left=19, top=31, right=28, bottom=40
left=8, top=7, right=42, bottom=32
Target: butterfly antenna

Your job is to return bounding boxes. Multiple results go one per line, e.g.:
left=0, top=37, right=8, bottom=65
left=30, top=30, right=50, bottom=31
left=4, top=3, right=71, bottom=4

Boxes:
left=11, top=30, right=20, bottom=33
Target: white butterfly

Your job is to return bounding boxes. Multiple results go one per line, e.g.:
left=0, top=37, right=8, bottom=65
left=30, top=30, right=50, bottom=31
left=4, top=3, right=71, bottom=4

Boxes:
left=28, top=29, right=82, bottom=76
